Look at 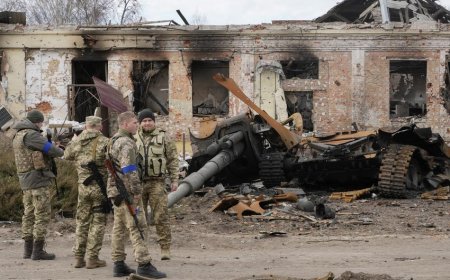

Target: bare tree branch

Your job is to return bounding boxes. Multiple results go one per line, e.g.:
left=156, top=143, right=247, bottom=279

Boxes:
left=118, top=0, right=141, bottom=25
left=0, top=0, right=27, bottom=13
left=191, top=10, right=208, bottom=25
left=1, top=0, right=142, bottom=26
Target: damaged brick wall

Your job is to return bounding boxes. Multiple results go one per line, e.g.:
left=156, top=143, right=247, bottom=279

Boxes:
left=324, top=52, right=353, bottom=131
left=1, top=49, right=26, bottom=118
left=428, top=50, right=450, bottom=140
left=1, top=24, right=449, bottom=143
left=25, top=50, right=74, bottom=120
left=363, top=50, right=450, bottom=140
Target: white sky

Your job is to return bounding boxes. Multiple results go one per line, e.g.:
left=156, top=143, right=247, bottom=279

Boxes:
left=141, top=0, right=450, bottom=25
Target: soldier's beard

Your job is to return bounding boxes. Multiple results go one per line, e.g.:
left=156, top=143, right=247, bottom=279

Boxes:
left=142, top=126, right=155, bottom=132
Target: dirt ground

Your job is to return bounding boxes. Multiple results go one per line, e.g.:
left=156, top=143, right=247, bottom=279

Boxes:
left=1, top=188, right=449, bottom=280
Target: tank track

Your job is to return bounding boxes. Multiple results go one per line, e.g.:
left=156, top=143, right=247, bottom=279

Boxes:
left=259, top=152, right=286, bottom=188
left=377, top=144, right=419, bottom=198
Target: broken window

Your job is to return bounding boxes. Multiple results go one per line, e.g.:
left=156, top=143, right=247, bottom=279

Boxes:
left=280, top=59, right=319, bottom=79
left=132, top=61, right=169, bottom=115
left=192, top=61, right=229, bottom=116
left=389, top=60, right=427, bottom=118
left=285, top=91, right=314, bottom=132
left=70, top=60, right=107, bottom=130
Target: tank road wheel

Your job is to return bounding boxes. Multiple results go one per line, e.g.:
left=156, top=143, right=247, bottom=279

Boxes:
left=259, top=152, right=286, bottom=188
left=378, top=144, right=426, bottom=198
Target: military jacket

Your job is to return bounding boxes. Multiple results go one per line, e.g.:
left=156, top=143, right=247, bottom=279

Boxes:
left=64, top=129, right=109, bottom=184
left=107, top=129, right=142, bottom=198
left=12, top=119, right=64, bottom=190
left=135, top=127, right=179, bottom=182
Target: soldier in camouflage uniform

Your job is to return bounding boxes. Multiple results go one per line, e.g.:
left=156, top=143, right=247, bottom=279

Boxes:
left=63, top=116, right=109, bottom=269
left=12, top=110, right=64, bottom=260
left=107, top=111, right=166, bottom=279
left=136, top=109, right=179, bottom=261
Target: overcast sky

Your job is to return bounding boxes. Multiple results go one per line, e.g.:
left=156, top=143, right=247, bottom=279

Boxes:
left=141, top=0, right=450, bottom=25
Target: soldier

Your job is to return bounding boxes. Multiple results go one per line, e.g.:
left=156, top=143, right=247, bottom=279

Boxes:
left=107, top=111, right=166, bottom=279
left=12, top=109, right=64, bottom=260
left=136, top=109, right=178, bottom=260
left=63, top=116, right=109, bottom=269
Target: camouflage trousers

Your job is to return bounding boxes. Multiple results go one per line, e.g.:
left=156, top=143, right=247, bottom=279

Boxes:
left=22, top=186, right=52, bottom=241
left=142, top=178, right=171, bottom=249
left=73, top=184, right=107, bottom=259
left=111, top=198, right=152, bottom=264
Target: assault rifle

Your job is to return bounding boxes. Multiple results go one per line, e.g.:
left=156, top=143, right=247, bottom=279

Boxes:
left=46, top=128, right=60, bottom=198
left=82, top=161, right=112, bottom=214
left=105, top=159, right=145, bottom=240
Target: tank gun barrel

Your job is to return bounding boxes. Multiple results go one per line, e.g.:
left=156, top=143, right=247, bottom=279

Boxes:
left=168, top=131, right=245, bottom=207
left=206, top=130, right=245, bottom=156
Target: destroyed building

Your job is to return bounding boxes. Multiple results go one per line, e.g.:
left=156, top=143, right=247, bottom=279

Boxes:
left=0, top=0, right=449, bottom=144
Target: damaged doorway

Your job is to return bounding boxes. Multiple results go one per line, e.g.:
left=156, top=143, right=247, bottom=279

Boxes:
left=389, top=60, right=427, bottom=118
left=442, top=59, right=450, bottom=114
left=132, top=61, right=169, bottom=115
left=285, top=91, right=314, bottom=132
left=70, top=60, right=108, bottom=134
left=192, top=61, right=229, bottom=116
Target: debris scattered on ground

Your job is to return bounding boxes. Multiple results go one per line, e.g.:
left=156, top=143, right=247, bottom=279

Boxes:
left=421, top=186, right=449, bottom=200
left=329, top=188, right=372, bottom=202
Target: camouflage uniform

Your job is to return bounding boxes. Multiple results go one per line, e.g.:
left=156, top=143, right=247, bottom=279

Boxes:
left=135, top=127, right=178, bottom=250
left=12, top=118, right=63, bottom=242
left=64, top=128, right=109, bottom=261
left=107, top=128, right=152, bottom=264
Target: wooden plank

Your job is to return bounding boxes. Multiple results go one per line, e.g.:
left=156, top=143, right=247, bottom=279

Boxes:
left=213, top=73, right=301, bottom=150
left=359, top=1, right=379, bottom=20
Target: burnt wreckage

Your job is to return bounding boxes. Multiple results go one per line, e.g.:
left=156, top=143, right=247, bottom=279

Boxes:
left=168, top=74, right=450, bottom=206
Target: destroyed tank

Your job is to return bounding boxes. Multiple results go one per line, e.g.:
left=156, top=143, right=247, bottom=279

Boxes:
left=168, top=74, right=450, bottom=206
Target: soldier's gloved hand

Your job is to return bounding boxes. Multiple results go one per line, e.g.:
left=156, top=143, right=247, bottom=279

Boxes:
left=170, top=182, right=178, bottom=192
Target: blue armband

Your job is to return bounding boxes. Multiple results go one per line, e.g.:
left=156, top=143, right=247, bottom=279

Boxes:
left=122, top=164, right=137, bottom=174
left=42, top=142, right=52, bottom=154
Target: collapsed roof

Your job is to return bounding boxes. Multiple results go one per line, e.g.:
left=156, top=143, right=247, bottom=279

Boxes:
left=315, top=0, right=450, bottom=24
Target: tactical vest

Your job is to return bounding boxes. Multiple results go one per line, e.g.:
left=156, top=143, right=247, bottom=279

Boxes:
left=12, top=129, right=47, bottom=173
left=136, top=130, right=167, bottom=178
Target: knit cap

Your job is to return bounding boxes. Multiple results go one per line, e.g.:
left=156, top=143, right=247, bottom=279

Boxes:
left=137, top=109, right=155, bottom=123
left=26, top=110, right=44, bottom=123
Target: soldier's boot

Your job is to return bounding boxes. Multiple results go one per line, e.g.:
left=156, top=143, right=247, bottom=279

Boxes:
left=113, top=260, right=136, bottom=277
left=23, top=237, right=33, bottom=259
left=160, top=247, right=170, bottom=260
left=74, top=257, right=86, bottom=268
left=31, top=240, right=55, bottom=260
left=86, top=257, right=106, bottom=269
left=137, top=262, right=167, bottom=279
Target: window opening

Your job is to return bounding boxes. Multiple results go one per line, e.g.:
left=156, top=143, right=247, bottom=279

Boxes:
left=132, top=61, right=169, bottom=115
left=280, top=59, right=319, bottom=79
left=70, top=60, right=108, bottom=134
left=285, top=91, right=314, bottom=132
left=192, top=61, right=229, bottom=116
left=389, top=60, right=427, bottom=118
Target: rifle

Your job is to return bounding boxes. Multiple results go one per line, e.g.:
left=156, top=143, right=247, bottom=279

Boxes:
left=82, top=161, right=112, bottom=214
left=105, top=159, right=145, bottom=240
left=46, top=128, right=60, bottom=198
